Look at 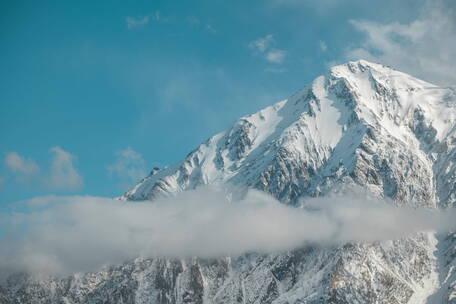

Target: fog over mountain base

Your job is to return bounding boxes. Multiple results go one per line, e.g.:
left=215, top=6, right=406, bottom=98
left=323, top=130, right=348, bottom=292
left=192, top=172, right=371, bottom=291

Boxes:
left=1, top=186, right=455, bottom=278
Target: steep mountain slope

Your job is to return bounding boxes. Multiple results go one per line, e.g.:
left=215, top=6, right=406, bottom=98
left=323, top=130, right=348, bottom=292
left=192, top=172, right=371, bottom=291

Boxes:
left=2, top=60, right=456, bottom=303
left=124, top=60, right=455, bottom=208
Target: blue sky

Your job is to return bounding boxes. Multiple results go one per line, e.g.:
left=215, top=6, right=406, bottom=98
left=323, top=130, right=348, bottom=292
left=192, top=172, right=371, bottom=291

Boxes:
left=1, top=0, right=455, bottom=204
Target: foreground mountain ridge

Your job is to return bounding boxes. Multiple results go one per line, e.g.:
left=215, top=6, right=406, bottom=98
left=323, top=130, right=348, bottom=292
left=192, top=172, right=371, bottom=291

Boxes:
left=2, top=60, right=456, bottom=303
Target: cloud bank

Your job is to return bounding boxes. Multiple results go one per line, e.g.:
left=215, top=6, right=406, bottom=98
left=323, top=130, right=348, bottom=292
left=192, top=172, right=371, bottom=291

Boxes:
left=1, top=187, right=455, bottom=278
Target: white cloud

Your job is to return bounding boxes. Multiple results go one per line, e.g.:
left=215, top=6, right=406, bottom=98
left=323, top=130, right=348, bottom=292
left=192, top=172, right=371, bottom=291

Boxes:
left=126, top=11, right=168, bottom=29
left=4, top=148, right=83, bottom=191
left=126, top=15, right=150, bottom=29
left=1, top=186, right=455, bottom=277
left=265, top=49, right=287, bottom=64
left=46, top=147, right=83, bottom=191
left=108, top=147, right=147, bottom=187
left=4, top=152, right=40, bottom=176
left=249, top=34, right=287, bottom=64
left=249, top=34, right=275, bottom=52
left=346, top=0, right=456, bottom=85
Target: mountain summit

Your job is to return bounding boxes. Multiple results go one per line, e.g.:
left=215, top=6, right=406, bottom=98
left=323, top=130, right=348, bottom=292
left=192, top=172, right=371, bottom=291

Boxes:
left=124, top=60, right=456, bottom=208
left=3, top=60, right=456, bottom=303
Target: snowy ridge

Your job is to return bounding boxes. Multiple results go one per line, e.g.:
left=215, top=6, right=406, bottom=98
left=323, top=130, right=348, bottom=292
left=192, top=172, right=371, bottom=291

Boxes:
left=2, top=60, right=456, bottom=303
left=122, top=60, right=456, bottom=206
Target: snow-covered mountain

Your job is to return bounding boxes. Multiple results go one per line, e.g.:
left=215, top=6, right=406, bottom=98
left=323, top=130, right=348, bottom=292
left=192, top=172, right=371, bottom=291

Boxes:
left=2, top=60, right=456, bottom=303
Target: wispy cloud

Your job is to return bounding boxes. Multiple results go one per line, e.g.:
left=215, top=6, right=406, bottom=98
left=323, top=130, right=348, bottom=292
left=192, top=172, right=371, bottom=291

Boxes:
left=249, top=34, right=287, bottom=64
left=3, top=148, right=83, bottom=191
left=265, top=49, right=287, bottom=63
left=346, top=0, right=456, bottom=85
left=126, top=11, right=162, bottom=30
left=4, top=152, right=40, bottom=178
left=126, top=15, right=150, bottom=30
left=127, top=12, right=216, bottom=34
left=46, top=147, right=83, bottom=191
left=249, top=34, right=274, bottom=52
left=107, top=147, right=147, bottom=187
left=1, top=186, right=455, bottom=277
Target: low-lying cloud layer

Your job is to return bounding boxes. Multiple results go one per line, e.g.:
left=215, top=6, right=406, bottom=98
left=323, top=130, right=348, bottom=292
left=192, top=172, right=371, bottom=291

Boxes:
left=1, top=187, right=455, bottom=278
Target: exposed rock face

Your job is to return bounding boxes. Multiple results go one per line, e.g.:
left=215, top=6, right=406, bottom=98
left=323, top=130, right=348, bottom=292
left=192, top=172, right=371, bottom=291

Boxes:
left=2, top=60, right=456, bottom=303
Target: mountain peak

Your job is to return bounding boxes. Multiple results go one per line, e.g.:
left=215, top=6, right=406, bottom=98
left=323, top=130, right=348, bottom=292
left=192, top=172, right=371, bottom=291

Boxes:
left=333, top=59, right=390, bottom=73
left=123, top=62, right=456, bottom=207
left=329, top=59, right=436, bottom=92
left=323, top=60, right=456, bottom=141
left=330, top=59, right=414, bottom=77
